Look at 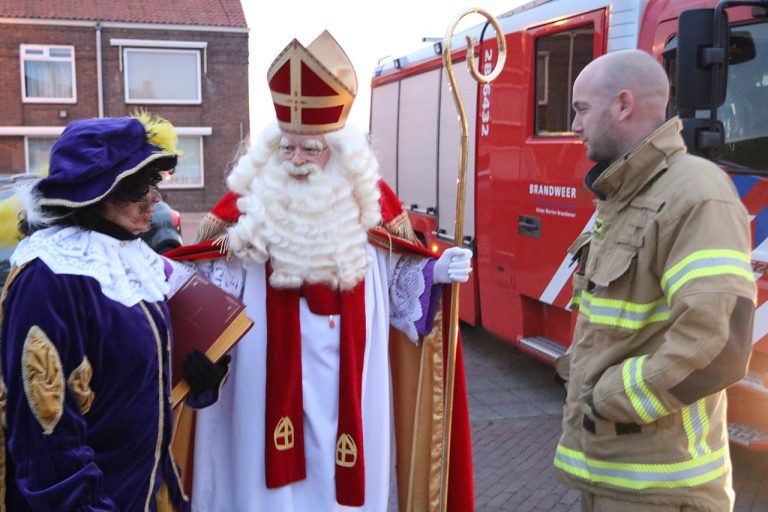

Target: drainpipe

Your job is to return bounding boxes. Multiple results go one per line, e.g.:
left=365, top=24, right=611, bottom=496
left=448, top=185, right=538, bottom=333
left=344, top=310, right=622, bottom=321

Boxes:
left=95, top=22, right=104, bottom=117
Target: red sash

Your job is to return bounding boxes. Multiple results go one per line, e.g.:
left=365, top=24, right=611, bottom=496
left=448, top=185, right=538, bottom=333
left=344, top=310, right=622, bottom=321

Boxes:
left=264, top=276, right=367, bottom=506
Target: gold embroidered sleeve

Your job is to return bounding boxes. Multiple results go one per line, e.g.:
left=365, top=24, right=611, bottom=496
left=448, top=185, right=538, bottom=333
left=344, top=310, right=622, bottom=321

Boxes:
left=68, top=356, right=94, bottom=415
left=21, top=325, right=65, bottom=435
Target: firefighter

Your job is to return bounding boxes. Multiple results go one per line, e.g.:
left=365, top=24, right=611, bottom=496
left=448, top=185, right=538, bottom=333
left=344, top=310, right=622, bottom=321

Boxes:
left=554, top=49, right=755, bottom=511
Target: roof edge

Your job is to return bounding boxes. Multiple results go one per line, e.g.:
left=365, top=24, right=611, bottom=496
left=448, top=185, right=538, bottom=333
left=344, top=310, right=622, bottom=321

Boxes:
left=0, top=17, right=249, bottom=33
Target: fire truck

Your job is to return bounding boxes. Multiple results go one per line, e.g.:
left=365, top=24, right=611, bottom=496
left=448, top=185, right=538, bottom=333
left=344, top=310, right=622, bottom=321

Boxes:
left=369, top=0, right=768, bottom=448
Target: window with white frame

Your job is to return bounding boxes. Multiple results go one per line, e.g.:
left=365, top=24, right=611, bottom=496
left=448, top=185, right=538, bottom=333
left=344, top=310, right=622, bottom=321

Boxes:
left=20, top=45, right=76, bottom=103
left=124, top=48, right=201, bottom=104
left=160, top=136, right=204, bottom=188
left=26, top=137, right=56, bottom=175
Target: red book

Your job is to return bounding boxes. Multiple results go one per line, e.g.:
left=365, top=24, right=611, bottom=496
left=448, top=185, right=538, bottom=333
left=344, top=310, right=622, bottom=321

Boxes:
left=168, top=272, right=253, bottom=406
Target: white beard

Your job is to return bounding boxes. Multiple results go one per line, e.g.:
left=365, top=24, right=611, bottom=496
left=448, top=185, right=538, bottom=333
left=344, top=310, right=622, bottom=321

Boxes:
left=227, top=155, right=373, bottom=291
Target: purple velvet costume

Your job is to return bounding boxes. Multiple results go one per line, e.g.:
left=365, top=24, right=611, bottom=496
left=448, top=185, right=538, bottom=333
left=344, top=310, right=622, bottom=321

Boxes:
left=2, top=258, right=188, bottom=511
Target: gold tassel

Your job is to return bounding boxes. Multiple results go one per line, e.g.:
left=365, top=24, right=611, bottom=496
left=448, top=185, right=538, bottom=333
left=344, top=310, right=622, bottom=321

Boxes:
left=194, top=213, right=230, bottom=244
left=212, top=233, right=230, bottom=256
left=384, top=210, right=419, bottom=245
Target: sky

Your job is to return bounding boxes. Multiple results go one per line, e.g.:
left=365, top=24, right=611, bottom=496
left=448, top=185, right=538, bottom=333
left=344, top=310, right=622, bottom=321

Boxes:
left=241, top=0, right=527, bottom=135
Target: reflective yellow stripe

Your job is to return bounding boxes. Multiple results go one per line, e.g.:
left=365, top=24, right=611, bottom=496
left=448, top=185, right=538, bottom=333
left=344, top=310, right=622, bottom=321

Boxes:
left=571, top=291, right=581, bottom=308
left=554, top=444, right=727, bottom=489
left=579, top=292, right=670, bottom=330
left=682, top=400, right=712, bottom=458
left=622, top=356, right=669, bottom=423
left=661, top=249, right=753, bottom=301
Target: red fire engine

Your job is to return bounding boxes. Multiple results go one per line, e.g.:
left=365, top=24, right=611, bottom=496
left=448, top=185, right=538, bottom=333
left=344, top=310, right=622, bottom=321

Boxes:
left=369, top=0, right=768, bottom=448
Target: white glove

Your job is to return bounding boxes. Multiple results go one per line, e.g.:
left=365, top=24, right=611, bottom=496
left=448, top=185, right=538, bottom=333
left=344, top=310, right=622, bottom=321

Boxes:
left=433, top=247, right=473, bottom=284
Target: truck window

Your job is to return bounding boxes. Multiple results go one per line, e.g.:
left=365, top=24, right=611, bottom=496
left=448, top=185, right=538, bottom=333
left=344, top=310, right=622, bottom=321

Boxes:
left=666, top=21, right=768, bottom=172
left=721, top=22, right=767, bottom=171
left=534, top=25, right=594, bottom=136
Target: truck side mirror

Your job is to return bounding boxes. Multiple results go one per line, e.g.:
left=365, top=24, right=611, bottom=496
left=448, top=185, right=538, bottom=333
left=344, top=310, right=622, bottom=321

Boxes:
left=681, top=118, right=724, bottom=160
left=675, top=8, right=729, bottom=111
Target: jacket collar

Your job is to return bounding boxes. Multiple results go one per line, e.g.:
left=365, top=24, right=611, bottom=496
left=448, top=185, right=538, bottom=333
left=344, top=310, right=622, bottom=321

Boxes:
left=586, top=117, right=686, bottom=207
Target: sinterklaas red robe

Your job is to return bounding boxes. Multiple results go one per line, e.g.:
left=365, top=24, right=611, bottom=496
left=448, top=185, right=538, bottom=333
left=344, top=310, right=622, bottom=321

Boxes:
left=168, top=181, right=474, bottom=511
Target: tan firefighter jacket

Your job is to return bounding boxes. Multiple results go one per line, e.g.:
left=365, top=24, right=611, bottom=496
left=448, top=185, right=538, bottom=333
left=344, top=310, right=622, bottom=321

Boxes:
left=554, top=118, right=756, bottom=511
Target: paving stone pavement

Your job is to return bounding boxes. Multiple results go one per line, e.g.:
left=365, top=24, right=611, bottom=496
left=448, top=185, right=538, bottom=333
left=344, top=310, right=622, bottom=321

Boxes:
left=461, top=325, right=579, bottom=512
left=179, top=211, right=206, bottom=242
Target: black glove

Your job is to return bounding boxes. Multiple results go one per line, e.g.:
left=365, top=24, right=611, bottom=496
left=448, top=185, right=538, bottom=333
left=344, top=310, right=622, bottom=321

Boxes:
left=182, top=350, right=231, bottom=395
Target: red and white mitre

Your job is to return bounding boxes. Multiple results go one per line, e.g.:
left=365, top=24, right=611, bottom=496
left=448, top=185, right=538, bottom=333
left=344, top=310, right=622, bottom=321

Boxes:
left=267, top=30, right=357, bottom=134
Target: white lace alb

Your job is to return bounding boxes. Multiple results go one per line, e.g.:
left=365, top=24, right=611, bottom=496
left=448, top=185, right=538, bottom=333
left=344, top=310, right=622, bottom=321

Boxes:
left=192, top=258, right=245, bottom=299
left=389, top=256, right=429, bottom=343
left=11, top=226, right=170, bottom=307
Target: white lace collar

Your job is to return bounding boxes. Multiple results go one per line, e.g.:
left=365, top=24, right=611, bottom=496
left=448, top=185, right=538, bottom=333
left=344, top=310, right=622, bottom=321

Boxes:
left=11, top=226, right=170, bottom=307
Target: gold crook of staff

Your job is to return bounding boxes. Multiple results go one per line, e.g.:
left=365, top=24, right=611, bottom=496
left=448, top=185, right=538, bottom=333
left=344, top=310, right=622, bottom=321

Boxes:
left=440, top=7, right=505, bottom=512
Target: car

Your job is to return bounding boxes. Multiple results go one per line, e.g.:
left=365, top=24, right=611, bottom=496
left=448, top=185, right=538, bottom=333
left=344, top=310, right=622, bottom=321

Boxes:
left=0, top=174, right=184, bottom=283
left=140, top=199, right=183, bottom=254
left=0, top=175, right=29, bottom=285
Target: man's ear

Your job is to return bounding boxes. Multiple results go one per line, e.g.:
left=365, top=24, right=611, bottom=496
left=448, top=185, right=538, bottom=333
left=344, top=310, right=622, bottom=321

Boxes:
left=617, top=89, right=634, bottom=121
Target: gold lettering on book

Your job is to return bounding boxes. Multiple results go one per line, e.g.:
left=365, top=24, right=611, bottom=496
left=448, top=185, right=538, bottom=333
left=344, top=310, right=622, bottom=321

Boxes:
left=336, top=433, right=357, bottom=468
left=274, top=416, right=295, bottom=451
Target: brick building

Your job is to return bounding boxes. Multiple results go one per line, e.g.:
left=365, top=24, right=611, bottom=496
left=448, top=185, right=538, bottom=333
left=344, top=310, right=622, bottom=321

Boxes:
left=0, top=1, right=249, bottom=211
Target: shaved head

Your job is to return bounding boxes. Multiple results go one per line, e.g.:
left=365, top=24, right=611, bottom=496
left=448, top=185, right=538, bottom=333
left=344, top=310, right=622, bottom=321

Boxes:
left=579, top=50, right=669, bottom=118
left=571, top=50, right=671, bottom=163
